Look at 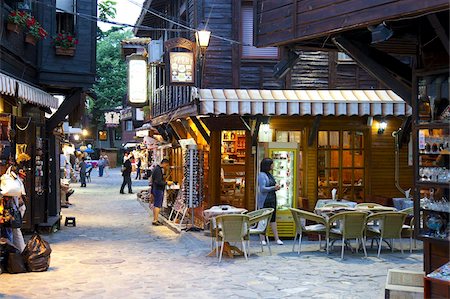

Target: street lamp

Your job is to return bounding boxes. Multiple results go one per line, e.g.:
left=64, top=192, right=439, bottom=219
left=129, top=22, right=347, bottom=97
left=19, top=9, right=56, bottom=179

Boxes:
left=195, top=24, right=211, bottom=88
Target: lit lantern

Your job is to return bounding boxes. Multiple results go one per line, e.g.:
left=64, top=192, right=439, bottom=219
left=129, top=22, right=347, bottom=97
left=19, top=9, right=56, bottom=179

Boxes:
left=127, top=54, right=148, bottom=107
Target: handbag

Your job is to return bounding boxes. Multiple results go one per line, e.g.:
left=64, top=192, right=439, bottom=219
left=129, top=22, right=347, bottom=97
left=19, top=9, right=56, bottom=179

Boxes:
left=0, top=167, right=23, bottom=197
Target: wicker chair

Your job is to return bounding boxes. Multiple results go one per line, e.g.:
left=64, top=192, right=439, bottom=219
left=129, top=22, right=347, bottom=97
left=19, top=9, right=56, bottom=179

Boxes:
left=366, top=212, right=407, bottom=257
left=355, top=203, right=383, bottom=208
left=248, top=208, right=274, bottom=255
left=326, top=211, right=368, bottom=259
left=215, top=214, right=250, bottom=262
left=289, top=208, right=327, bottom=254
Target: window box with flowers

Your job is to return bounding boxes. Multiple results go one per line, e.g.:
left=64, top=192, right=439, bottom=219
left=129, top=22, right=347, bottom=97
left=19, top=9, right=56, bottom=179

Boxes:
left=6, top=10, right=29, bottom=34
left=24, top=16, right=47, bottom=45
left=53, top=33, right=78, bottom=56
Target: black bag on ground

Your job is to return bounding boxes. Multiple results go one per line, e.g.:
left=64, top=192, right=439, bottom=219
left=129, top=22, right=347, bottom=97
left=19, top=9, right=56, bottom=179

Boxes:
left=7, top=252, right=27, bottom=274
left=22, top=233, right=51, bottom=272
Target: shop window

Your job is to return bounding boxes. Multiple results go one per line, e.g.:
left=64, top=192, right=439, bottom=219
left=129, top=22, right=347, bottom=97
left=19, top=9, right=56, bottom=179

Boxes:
left=317, top=130, right=365, bottom=201
left=337, top=52, right=353, bottom=63
left=221, top=130, right=246, bottom=207
left=56, top=0, right=76, bottom=34
left=98, top=130, right=108, bottom=141
left=125, top=120, right=133, bottom=131
left=241, top=5, right=278, bottom=59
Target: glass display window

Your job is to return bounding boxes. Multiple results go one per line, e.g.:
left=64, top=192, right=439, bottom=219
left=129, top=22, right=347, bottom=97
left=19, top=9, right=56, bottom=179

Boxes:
left=317, top=130, right=365, bottom=201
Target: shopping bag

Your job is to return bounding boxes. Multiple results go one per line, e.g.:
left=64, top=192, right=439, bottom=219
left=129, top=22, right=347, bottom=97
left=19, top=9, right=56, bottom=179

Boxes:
left=7, top=252, right=27, bottom=274
left=22, top=233, right=52, bottom=272
left=0, top=167, right=23, bottom=197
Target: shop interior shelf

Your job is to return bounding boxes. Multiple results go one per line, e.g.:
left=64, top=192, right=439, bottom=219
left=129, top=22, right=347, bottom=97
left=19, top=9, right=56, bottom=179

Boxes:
left=417, top=182, right=450, bottom=188
left=416, top=122, right=450, bottom=129
left=418, top=234, right=450, bottom=245
left=420, top=207, right=450, bottom=214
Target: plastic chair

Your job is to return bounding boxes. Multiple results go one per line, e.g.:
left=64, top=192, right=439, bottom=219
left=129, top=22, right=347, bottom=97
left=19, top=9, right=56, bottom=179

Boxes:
left=215, top=214, right=250, bottom=262
left=290, top=208, right=327, bottom=254
left=366, top=212, right=407, bottom=257
left=399, top=207, right=415, bottom=253
left=248, top=208, right=274, bottom=255
left=327, top=211, right=368, bottom=259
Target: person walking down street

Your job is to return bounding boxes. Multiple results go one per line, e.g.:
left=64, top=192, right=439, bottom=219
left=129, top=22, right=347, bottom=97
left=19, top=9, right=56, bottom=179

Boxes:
left=103, top=155, right=110, bottom=177
left=151, top=159, right=172, bottom=226
left=135, top=158, right=142, bottom=180
left=257, top=158, right=283, bottom=245
left=98, top=156, right=105, bottom=177
left=120, top=154, right=133, bottom=194
left=79, top=157, right=87, bottom=187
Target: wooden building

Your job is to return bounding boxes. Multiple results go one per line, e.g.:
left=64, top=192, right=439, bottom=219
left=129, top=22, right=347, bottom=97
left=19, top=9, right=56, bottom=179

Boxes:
left=1, top=0, right=97, bottom=230
left=254, top=0, right=449, bottom=294
left=134, top=0, right=414, bottom=236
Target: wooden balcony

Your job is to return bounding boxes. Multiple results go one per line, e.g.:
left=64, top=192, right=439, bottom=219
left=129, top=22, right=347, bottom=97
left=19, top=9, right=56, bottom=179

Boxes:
left=151, top=85, right=193, bottom=118
left=254, top=0, right=449, bottom=47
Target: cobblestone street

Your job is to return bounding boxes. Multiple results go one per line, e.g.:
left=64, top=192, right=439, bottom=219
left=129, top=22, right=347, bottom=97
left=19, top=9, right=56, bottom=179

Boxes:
left=1, top=168, right=423, bottom=299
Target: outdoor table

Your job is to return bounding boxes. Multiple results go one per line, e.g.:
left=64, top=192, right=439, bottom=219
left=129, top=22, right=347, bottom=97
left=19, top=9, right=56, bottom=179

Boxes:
left=392, top=198, right=414, bottom=211
left=315, top=199, right=357, bottom=209
left=314, top=200, right=357, bottom=218
left=203, top=205, right=248, bottom=258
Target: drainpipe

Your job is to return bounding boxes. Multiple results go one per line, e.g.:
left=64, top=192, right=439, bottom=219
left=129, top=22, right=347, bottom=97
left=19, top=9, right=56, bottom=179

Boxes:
left=392, top=128, right=406, bottom=196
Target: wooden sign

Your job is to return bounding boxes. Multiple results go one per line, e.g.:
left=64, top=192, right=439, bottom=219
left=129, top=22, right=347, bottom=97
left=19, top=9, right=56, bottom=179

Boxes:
left=164, top=38, right=196, bottom=86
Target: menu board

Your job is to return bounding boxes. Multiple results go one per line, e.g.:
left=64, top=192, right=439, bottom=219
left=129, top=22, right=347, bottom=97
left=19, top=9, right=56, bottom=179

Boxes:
left=169, top=52, right=194, bottom=84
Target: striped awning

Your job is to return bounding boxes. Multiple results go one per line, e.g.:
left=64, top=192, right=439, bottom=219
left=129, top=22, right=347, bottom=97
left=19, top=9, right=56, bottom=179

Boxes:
left=0, top=72, right=59, bottom=109
left=194, top=88, right=411, bottom=117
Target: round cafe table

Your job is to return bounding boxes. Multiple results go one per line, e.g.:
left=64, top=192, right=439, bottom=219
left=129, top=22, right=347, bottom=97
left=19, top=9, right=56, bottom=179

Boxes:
left=203, top=205, right=248, bottom=258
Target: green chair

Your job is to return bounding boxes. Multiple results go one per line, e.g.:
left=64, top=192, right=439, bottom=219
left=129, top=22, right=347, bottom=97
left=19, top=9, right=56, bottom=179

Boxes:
left=326, top=211, right=368, bottom=259
left=215, top=214, right=250, bottom=262
left=366, top=212, right=407, bottom=257
left=248, top=208, right=274, bottom=255
left=289, top=208, right=327, bottom=254
left=400, top=208, right=415, bottom=253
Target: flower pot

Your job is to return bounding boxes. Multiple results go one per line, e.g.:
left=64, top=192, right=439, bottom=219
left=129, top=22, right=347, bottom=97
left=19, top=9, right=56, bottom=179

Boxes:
left=7, top=22, right=21, bottom=34
left=55, top=46, right=75, bottom=56
left=25, top=34, right=37, bottom=46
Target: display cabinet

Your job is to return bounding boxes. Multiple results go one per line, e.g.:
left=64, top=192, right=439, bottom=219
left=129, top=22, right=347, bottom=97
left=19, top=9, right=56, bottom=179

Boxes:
left=413, top=71, right=449, bottom=274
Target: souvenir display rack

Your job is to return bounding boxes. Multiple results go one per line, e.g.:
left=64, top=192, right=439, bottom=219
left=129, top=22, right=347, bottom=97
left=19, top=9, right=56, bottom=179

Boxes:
left=183, top=145, right=203, bottom=231
left=413, top=71, right=449, bottom=276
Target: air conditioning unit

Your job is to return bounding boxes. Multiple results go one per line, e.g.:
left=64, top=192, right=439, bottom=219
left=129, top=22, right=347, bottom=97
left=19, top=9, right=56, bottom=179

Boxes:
left=148, top=40, right=163, bottom=63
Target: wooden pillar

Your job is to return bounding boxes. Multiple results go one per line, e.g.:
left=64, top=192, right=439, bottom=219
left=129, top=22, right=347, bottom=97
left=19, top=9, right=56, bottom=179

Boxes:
left=244, top=130, right=255, bottom=211
left=209, top=130, right=222, bottom=207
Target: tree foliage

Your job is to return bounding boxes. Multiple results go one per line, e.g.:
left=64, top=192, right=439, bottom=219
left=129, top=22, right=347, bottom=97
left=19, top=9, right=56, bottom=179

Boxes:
left=98, top=0, right=117, bottom=21
left=90, top=29, right=133, bottom=125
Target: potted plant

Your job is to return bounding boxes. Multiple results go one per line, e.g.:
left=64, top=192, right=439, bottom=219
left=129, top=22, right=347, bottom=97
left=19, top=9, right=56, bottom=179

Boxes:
left=53, top=33, right=78, bottom=56
left=6, top=10, right=28, bottom=34
left=24, top=16, right=47, bottom=45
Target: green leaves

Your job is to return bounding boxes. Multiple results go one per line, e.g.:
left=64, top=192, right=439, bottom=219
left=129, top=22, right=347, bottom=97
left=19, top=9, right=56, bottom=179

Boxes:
left=98, top=0, right=117, bottom=21
left=91, top=29, right=133, bottom=126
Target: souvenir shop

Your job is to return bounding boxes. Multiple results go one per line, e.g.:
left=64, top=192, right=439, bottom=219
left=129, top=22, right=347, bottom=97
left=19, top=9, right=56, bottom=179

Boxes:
left=0, top=73, right=59, bottom=242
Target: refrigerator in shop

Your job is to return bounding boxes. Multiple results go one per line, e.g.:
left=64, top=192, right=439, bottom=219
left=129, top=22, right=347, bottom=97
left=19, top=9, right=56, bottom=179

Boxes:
left=262, top=142, right=298, bottom=237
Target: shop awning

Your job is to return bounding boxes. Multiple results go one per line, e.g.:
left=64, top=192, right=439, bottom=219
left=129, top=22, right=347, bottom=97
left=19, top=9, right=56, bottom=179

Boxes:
left=0, top=72, right=59, bottom=109
left=194, top=88, right=412, bottom=117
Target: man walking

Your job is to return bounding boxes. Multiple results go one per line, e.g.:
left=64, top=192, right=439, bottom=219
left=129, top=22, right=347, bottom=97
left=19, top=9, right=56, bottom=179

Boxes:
left=120, top=153, right=133, bottom=194
left=98, top=156, right=105, bottom=177
left=79, top=157, right=87, bottom=187
left=151, top=159, right=172, bottom=226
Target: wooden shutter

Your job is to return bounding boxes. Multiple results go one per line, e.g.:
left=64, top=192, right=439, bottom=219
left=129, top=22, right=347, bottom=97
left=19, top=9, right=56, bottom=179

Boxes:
left=242, top=6, right=278, bottom=58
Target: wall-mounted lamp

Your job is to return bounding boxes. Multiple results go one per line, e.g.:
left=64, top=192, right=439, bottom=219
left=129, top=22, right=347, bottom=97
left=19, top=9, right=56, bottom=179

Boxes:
left=73, top=134, right=80, bottom=141
left=378, top=121, right=387, bottom=134
left=195, top=25, right=211, bottom=53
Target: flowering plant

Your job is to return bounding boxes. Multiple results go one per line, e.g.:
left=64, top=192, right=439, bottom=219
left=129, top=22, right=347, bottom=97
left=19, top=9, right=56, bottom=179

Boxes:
left=52, top=33, right=79, bottom=49
left=25, top=16, right=48, bottom=40
left=7, top=10, right=29, bottom=26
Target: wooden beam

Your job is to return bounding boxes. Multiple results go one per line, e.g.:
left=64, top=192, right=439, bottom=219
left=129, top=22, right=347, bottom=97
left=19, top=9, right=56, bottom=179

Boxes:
left=252, top=116, right=262, bottom=146
left=180, top=119, right=198, bottom=143
left=191, top=117, right=210, bottom=143
left=308, top=115, right=321, bottom=146
left=398, top=116, right=412, bottom=149
left=46, top=88, right=83, bottom=131
left=332, top=36, right=412, bottom=105
left=427, top=14, right=450, bottom=55
left=170, top=121, right=188, bottom=140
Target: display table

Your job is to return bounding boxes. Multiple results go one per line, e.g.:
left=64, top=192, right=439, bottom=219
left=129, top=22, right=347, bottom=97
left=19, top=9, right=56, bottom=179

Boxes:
left=424, top=262, right=450, bottom=299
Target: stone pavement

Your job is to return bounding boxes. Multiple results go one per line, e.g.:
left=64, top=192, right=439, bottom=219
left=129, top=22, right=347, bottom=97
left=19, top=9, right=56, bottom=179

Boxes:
left=1, top=168, right=423, bottom=299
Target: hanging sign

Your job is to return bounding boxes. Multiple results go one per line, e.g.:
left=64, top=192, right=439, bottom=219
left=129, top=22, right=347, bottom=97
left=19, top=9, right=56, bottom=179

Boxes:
left=164, top=37, right=196, bottom=86
left=127, top=54, right=148, bottom=107
left=104, top=111, right=121, bottom=127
